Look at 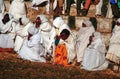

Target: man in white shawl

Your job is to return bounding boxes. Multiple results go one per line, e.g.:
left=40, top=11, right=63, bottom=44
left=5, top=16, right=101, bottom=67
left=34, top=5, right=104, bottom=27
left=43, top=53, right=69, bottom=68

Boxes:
left=9, top=0, right=27, bottom=20
left=106, top=18, right=120, bottom=64
left=0, top=0, right=6, bottom=14
left=14, top=16, right=33, bottom=53
left=0, top=13, right=17, bottom=49
left=75, top=19, right=95, bottom=65
left=53, top=16, right=76, bottom=64
left=37, top=14, right=56, bottom=56
left=81, top=32, right=108, bottom=71
left=19, top=26, right=46, bottom=62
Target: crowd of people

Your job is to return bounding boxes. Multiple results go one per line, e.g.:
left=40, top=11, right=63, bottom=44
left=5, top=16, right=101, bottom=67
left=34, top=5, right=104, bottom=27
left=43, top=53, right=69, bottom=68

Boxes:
left=0, top=0, right=120, bottom=72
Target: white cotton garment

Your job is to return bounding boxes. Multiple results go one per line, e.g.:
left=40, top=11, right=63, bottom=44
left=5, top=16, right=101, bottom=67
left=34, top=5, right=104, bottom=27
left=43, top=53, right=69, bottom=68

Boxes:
left=82, top=32, right=108, bottom=71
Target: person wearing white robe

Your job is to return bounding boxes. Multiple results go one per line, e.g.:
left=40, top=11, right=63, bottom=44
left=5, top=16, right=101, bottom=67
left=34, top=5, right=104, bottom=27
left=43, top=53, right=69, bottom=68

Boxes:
left=0, top=0, right=6, bottom=14
left=37, top=14, right=56, bottom=55
left=106, top=18, right=120, bottom=64
left=14, top=16, right=33, bottom=53
left=75, top=19, right=95, bottom=64
left=9, top=0, right=27, bottom=20
left=19, top=26, right=46, bottom=62
left=81, top=32, right=108, bottom=71
left=53, top=16, right=76, bottom=64
left=0, top=13, right=17, bottom=48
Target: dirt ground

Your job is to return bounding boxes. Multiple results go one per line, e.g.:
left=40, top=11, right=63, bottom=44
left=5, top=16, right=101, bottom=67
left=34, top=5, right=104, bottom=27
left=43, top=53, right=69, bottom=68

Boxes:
left=0, top=52, right=120, bottom=79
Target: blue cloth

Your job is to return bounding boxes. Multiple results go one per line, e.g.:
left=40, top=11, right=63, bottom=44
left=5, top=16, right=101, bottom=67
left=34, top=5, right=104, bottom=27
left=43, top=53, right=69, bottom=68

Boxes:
left=110, top=0, right=117, bottom=4
left=55, top=39, right=60, bottom=46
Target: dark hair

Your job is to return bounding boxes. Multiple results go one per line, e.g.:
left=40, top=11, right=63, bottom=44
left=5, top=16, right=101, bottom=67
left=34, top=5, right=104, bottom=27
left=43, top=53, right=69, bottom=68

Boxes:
left=89, top=17, right=97, bottom=30
left=60, top=29, right=70, bottom=36
left=53, top=15, right=60, bottom=20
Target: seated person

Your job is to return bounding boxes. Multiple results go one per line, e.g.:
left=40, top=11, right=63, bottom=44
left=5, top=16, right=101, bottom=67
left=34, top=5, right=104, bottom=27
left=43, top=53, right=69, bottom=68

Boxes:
left=0, top=13, right=17, bottom=52
left=54, top=29, right=70, bottom=66
left=18, top=26, right=46, bottom=62
left=14, top=16, right=31, bottom=53
left=81, top=32, right=108, bottom=71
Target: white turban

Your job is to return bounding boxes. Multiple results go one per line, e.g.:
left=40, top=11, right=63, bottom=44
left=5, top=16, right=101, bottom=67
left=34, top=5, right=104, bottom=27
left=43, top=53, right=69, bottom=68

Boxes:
left=83, top=19, right=93, bottom=27
left=27, top=26, right=39, bottom=35
left=53, top=17, right=65, bottom=29
left=37, top=14, right=48, bottom=23
left=21, top=16, right=30, bottom=25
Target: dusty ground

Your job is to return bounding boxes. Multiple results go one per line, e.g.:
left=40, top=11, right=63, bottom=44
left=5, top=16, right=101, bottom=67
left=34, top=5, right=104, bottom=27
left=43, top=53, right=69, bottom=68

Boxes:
left=0, top=52, right=120, bottom=79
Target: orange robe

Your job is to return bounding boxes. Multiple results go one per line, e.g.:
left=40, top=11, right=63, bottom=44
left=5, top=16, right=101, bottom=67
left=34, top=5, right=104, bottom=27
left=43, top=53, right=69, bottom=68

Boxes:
left=54, top=44, right=68, bottom=66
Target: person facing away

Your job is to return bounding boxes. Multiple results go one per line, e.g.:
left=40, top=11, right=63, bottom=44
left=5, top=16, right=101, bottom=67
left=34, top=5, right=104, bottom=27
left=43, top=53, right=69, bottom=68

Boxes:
left=14, top=16, right=32, bottom=53
left=75, top=19, right=95, bottom=66
left=0, top=13, right=17, bottom=51
left=19, top=26, right=46, bottom=62
left=54, top=29, right=70, bottom=66
left=53, top=16, right=76, bottom=64
left=106, top=18, right=120, bottom=64
left=81, top=32, right=108, bottom=71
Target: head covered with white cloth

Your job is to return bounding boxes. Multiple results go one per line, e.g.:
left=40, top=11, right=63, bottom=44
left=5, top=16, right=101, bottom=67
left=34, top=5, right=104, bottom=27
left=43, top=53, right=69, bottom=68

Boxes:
left=75, top=19, right=95, bottom=63
left=53, top=16, right=70, bottom=35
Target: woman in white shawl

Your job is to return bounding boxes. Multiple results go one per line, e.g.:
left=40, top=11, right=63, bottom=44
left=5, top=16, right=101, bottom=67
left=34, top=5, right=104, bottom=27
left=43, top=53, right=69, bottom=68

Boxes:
left=9, top=0, right=27, bottom=20
left=106, top=18, right=120, bottom=64
left=0, top=13, right=17, bottom=49
left=75, top=19, right=95, bottom=65
left=53, top=16, right=76, bottom=64
left=81, top=32, right=108, bottom=71
left=19, top=26, right=46, bottom=62
left=37, top=14, right=56, bottom=55
left=14, top=16, right=33, bottom=53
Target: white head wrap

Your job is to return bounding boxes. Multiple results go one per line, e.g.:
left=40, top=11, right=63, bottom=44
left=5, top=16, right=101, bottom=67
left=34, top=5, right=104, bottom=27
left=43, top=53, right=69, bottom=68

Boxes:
left=21, top=16, right=30, bottom=25
left=53, top=17, right=65, bottom=29
left=27, top=26, right=39, bottom=35
left=83, top=19, right=93, bottom=27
